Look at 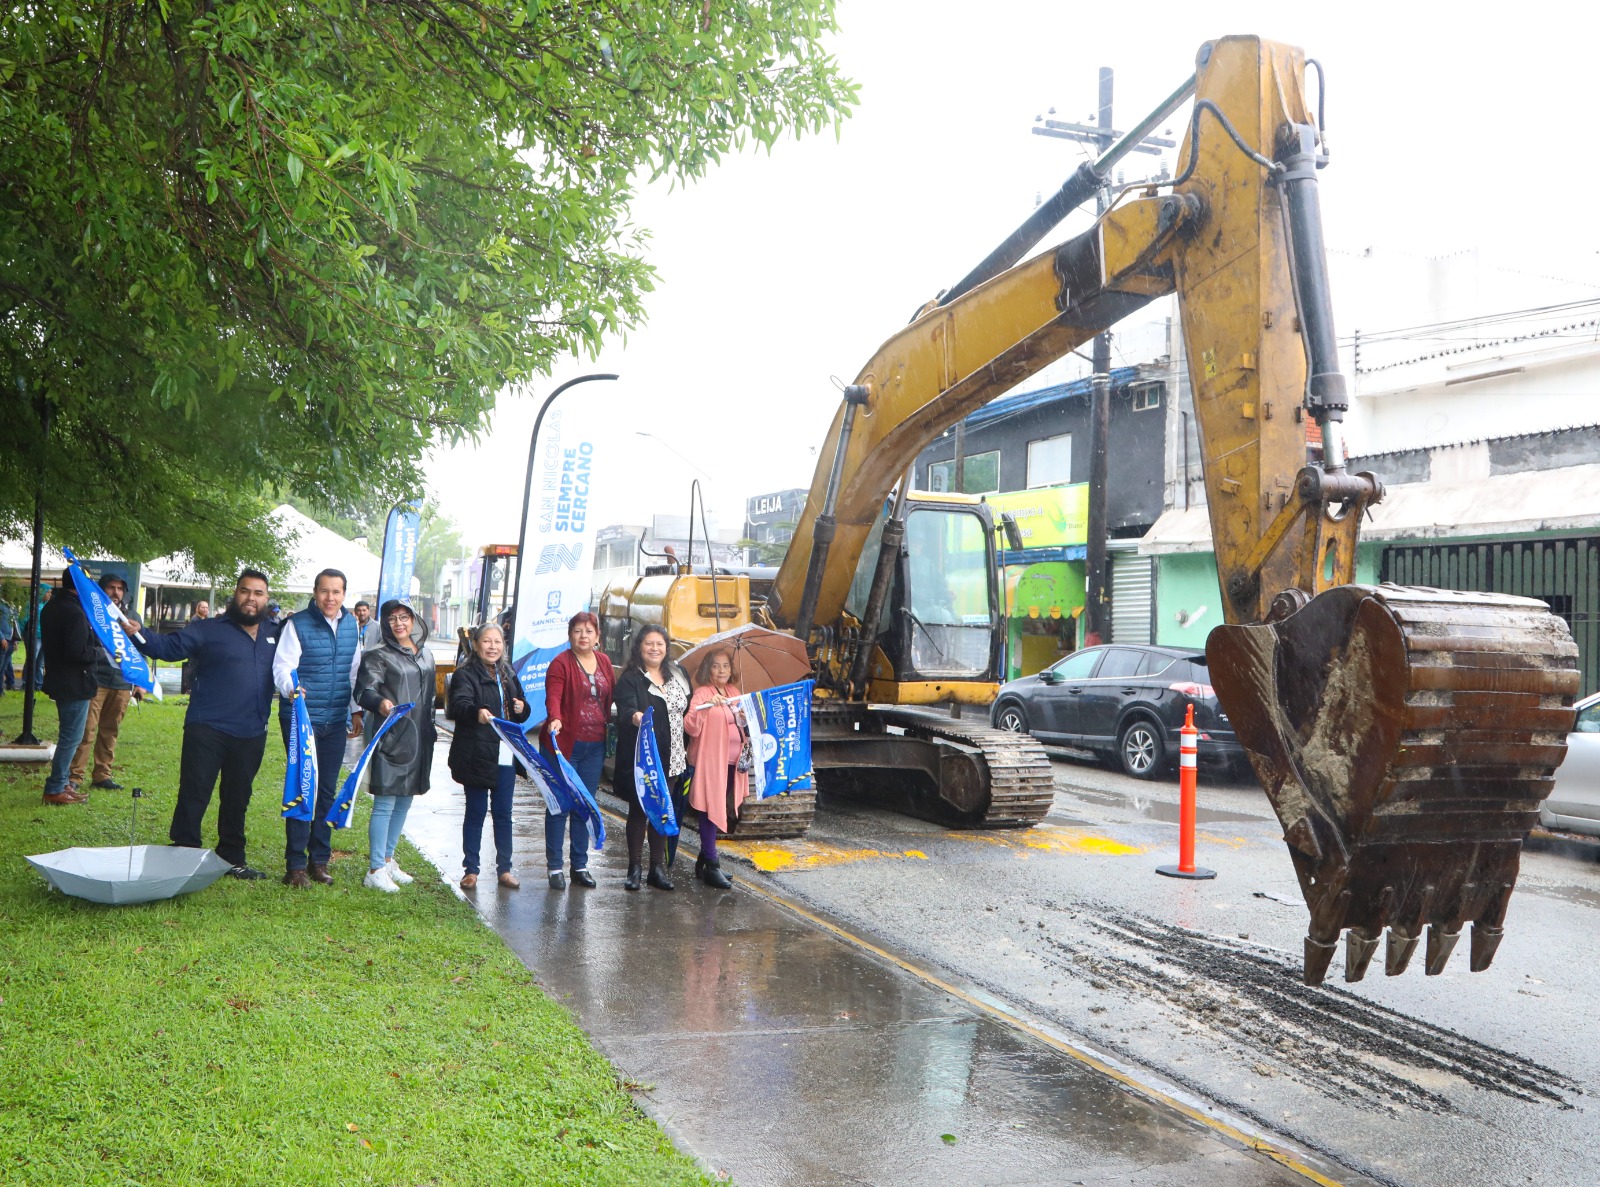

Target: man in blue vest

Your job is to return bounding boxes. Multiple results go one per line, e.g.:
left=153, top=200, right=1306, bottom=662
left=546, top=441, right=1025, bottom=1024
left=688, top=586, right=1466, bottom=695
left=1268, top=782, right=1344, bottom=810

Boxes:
left=271, top=568, right=362, bottom=887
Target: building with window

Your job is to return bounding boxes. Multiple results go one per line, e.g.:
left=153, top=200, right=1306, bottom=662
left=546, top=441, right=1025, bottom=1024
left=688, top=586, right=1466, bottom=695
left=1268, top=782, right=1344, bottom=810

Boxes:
left=911, top=353, right=1178, bottom=678
left=591, top=515, right=746, bottom=602
left=743, top=487, right=807, bottom=565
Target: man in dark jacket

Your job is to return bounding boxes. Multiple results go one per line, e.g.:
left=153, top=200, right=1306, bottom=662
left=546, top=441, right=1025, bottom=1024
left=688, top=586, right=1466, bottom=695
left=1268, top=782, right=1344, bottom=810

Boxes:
left=40, top=579, right=101, bottom=805
left=270, top=569, right=361, bottom=887
left=130, top=569, right=279, bottom=879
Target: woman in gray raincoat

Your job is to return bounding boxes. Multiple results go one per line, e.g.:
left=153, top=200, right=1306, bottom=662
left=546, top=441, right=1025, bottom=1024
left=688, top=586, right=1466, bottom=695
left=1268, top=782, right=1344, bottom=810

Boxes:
left=356, top=599, right=437, bottom=892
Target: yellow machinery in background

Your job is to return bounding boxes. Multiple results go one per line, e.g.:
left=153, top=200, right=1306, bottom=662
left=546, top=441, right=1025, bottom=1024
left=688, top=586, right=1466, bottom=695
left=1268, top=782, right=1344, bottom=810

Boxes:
left=598, top=572, right=749, bottom=662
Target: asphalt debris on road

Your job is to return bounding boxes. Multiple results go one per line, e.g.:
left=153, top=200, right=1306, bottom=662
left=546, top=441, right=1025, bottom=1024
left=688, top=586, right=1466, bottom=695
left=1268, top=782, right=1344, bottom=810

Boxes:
left=1038, top=906, right=1581, bottom=1116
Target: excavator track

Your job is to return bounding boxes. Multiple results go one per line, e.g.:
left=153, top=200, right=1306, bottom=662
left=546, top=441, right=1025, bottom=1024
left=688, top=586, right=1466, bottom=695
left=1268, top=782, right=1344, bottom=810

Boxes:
left=812, top=703, right=1056, bottom=829
left=1209, top=584, right=1580, bottom=985
left=725, top=788, right=817, bottom=841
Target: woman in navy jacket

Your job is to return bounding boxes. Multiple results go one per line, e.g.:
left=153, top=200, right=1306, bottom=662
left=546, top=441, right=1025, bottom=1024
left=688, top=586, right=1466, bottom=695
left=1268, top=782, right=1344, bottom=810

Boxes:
left=447, top=623, right=529, bottom=890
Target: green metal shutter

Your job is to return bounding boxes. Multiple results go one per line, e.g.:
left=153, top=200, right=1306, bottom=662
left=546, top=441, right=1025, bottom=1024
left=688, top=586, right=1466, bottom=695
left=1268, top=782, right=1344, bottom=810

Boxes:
left=1380, top=535, right=1597, bottom=697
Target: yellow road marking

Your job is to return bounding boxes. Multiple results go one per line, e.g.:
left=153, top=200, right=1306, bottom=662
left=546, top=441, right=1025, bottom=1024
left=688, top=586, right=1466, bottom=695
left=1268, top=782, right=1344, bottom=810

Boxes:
left=726, top=840, right=932, bottom=873
left=952, top=827, right=1146, bottom=857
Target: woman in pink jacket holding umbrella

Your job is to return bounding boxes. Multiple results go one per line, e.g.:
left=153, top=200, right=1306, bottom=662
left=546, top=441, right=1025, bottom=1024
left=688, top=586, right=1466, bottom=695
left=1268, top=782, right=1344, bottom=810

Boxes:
left=681, top=648, right=746, bottom=890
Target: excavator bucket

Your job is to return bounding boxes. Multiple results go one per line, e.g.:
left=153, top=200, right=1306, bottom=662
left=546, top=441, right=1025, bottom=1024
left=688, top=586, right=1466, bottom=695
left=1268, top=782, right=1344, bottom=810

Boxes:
left=1208, top=585, right=1579, bottom=986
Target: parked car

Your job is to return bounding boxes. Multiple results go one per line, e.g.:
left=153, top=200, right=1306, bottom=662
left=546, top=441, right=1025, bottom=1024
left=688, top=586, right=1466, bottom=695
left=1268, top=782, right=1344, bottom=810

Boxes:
left=1542, top=691, right=1600, bottom=837
left=990, top=644, right=1246, bottom=779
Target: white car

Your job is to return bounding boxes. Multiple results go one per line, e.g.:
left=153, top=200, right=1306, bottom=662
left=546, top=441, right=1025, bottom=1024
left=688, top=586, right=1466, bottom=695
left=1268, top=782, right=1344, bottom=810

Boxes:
left=1543, top=692, right=1600, bottom=837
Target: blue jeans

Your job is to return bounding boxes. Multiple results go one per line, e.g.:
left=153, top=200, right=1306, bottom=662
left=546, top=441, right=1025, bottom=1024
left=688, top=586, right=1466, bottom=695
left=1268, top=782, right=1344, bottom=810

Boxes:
left=45, top=698, right=92, bottom=796
left=368, top=795, right=413, bottom=871
left=544, top=739, right=604, bottom=873
left=463, top=765, right=515, bottom=875
left=283, top=721, right=347, bottom=871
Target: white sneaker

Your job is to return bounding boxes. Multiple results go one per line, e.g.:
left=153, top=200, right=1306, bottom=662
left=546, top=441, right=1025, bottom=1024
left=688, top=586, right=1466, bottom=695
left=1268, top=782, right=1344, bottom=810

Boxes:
left=384, top=859, right=414, bottom=885
left=363, top=867, right=400, bottom=893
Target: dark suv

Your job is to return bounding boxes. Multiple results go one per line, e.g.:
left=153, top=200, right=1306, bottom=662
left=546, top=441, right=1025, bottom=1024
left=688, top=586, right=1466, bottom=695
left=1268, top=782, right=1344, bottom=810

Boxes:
left=989, top=644, right=1245, bottom=779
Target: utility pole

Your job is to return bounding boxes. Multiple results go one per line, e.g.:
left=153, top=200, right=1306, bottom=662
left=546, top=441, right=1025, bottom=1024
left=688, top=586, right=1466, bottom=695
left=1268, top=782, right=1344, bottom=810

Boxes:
left=1033, top=68, right=1173, bottom=646
left=1085, top=67, right=1114, bottom=647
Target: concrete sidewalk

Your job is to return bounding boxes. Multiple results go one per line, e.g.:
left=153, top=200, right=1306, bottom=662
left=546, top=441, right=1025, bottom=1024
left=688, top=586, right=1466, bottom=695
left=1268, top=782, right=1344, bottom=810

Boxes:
left=401, top=746, right=1328, bottom=1186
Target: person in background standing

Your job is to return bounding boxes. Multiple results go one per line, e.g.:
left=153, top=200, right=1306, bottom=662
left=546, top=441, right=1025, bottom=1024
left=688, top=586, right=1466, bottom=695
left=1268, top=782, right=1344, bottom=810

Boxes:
left=447, top=623, right=528, bottom=890
left=352, top=600, right=380, bottom=650
left=271, top=569, right=361, bottom=888
left=22, top=599, right=44, bottom=690
left=539, top=611, right=613, bottom=890
left=612, top=625, right=691, bottom=892
left=128, top=570, right=279, bottom=877
left=180, top=598, right=210, bottom=694
left=0, top=594, right=21, bottom=693
left=355, top=600, right=436, bottom=892
left=39, top=578, right=99, bottom=805
left=681, top=649, right=746, bottom=890
left=68, top=572, right=142, bottom=793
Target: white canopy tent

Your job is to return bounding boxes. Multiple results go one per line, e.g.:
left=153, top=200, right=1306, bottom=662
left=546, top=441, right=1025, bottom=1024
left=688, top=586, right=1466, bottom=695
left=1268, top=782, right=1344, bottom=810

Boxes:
left=141, top=504, right=383, bottom=599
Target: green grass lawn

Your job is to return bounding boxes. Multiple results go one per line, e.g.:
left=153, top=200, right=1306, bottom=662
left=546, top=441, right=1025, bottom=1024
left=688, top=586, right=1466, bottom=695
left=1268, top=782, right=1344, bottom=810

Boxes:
left=0, top=692, right=713, bottom=1186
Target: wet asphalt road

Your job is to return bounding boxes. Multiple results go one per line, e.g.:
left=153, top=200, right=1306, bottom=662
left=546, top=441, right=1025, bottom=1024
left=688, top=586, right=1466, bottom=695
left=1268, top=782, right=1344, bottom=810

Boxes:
left=722, top=751, right=1600, bottom=1187
left=401, top=735, right=1327, bottom=1186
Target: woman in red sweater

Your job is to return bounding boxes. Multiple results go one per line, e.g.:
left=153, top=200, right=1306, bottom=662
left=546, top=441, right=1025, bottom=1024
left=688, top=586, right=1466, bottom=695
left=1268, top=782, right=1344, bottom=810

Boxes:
left=540, top=612, right=614, bottom=890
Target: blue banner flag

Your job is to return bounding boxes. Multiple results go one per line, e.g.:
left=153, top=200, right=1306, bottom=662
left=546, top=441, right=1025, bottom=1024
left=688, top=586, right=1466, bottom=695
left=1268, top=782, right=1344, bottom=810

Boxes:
left=326, top=702, right=415, bottom=829
left=735, top=680, right=815, bottom=799
left=61, top=548, right=158, bottom=698
left=280, top=677, right=318, bottom=821
left=377, top=503, right=422, bottom=610
left=489, top=718, right=605, bottom=850
left=633, top=707, right=679, bottom=836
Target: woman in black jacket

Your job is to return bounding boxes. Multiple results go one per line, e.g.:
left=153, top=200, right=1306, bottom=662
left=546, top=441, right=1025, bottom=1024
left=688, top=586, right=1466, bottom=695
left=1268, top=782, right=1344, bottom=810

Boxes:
left=447, top=623, right=529, bottom=890
left=612, top=625, right=691, bottom=892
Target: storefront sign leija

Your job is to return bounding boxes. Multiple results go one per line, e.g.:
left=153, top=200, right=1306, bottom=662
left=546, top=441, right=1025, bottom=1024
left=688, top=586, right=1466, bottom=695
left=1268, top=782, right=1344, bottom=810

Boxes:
left=984, top=484, right=1088, bottom=549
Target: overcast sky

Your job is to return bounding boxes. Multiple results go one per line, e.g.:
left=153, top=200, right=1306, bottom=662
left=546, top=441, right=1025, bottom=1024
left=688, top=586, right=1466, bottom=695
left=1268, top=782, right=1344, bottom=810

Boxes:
left=422, top=0, right=1600, bottom=548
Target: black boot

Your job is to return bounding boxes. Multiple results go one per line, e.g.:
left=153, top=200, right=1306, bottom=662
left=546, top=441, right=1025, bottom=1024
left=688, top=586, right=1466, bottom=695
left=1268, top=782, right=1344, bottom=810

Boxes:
left=647, top=864, right=675, bottom=891
left=623, top=863, right=642, bottom=891
left=695, top=853, right=709, bottom=881
left=701, top=861, right=733, bottom=890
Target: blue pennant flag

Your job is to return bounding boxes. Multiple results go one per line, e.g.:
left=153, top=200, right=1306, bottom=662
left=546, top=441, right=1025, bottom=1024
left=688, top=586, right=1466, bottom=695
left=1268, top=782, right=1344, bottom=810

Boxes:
left=281, top=677, right=318, bottom=821
left=734, top=680, right=815, bottom=799
left=61, top=548, right=158, bottom=698
left=327, top=702, right=415, bottom=829
left=377, top=503, right=422, bottom=610
left=489, top=718, right=605, bottom=851
left=633, top=707, right=678, bottom=836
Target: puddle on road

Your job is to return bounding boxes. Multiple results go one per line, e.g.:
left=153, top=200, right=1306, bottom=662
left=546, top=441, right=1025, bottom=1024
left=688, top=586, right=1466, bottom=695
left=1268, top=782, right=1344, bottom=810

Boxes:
left=1061, top=784, right=1267, bottom=826
left=1519, top=881, right=1600, bottom=911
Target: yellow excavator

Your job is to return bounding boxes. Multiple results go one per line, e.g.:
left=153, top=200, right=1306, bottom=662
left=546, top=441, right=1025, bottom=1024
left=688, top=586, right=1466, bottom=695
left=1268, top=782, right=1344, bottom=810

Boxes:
left=747, top=34, right=1579, bottom=984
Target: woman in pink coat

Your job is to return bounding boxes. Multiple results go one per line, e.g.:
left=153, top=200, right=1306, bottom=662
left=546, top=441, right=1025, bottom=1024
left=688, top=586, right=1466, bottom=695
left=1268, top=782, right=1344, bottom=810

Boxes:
left=681, top=648, right=747, bottom=890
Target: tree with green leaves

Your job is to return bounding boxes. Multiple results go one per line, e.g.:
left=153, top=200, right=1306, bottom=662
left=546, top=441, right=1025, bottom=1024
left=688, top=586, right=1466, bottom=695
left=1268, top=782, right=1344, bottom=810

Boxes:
left=1, top=0, right=855, bottom=576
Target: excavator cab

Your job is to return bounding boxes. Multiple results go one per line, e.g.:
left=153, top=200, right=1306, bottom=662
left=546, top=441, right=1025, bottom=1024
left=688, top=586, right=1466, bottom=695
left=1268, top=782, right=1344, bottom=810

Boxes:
left=845, top=494, right=1004, bottom=698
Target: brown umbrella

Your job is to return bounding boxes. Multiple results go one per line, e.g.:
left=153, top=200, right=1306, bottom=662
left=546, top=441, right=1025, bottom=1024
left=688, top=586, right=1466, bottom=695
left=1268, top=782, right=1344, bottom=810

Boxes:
left=679, top=624, right=812, bottom=694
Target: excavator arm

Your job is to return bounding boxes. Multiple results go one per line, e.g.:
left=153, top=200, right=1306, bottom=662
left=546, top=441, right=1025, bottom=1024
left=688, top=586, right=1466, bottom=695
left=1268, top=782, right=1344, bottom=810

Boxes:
left=774, top=35, right=1580, bottom=984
